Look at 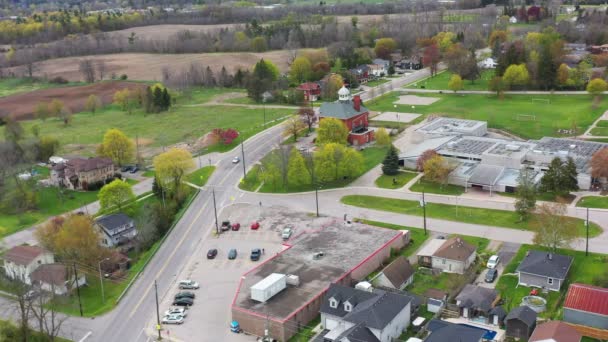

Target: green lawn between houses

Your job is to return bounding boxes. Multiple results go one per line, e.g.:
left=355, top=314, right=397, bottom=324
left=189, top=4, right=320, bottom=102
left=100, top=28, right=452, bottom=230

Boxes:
left=240, top=146, right=389, bottom=193
left=404, top=69, right=495, bottom=91
left=365, top=78, right=390, bottom=88
left=496, top=244, right=608, bottom=320
left=185, top=166, right=216, bottom=186
left=366, top=92, right=604, bottom=140
left=375, top=171, right=418, bottom=189
left=341, top=195, right=602, bottom=238
left=409, top=177, right=465, bottom=196
left=576, top=196, right=608, bottom=209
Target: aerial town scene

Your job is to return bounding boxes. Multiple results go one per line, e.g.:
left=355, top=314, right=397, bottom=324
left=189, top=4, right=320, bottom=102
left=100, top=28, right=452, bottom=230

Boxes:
left=0, top=0, right=608, bottom=341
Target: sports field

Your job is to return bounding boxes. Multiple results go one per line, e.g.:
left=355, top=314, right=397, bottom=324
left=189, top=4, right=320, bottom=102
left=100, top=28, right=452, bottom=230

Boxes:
left=367, top=92, right=604, bottom=139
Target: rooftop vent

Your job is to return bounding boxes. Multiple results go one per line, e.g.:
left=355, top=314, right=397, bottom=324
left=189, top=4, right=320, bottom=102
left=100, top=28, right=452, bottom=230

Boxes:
left=506, top=144, right=520, bottom=151
left=570, top=144, right=576, bottom=149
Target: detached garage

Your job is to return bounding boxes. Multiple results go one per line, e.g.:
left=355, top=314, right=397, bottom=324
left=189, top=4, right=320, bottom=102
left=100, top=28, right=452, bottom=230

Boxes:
left=564, top=283, right=608, bottom=330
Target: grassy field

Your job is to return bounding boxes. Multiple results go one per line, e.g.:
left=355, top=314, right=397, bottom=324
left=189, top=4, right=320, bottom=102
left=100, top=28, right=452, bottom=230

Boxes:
left=4, top=88, right=291, bottom=156
left=409, top=177, right=465, bottom=195
left=576, top=196, right=608, bottom=209
left=375, top=171, right=418, bottom=189
left=0, top=77, right=84, bottom=97
left=341, top=195, right=602, bottom=238
left=591, top=126, right=608, bottom=136
left=496, top=244, right=608, bottom=319
left=240, top=146, right=389, bottom=193
left=367, top=92, right=604, bottom=139
left=185, top=166, right=215, bottom=186
left=361, top=220, right=430, bottom=259
left=405, top=70, right=494, bottom=91
left=366, top=78, right=390, bottom=87
left=0, top=319, right=71, bottom=342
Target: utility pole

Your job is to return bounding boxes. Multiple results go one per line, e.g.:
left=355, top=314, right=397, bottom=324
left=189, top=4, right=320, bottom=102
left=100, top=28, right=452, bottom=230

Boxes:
left=72, top=262, right=83, bottom=317
left=98, top=258, right=109, bottom=304
left=263, top=98, right=266, bottom=128
left=586, top=206, right=589, bottom=256
left=155, top=280, right=161, bottom=340
left=315, top=186, right=319, bottom=217
left=212, top=187, right=219, bottom=234
left=421, top=190, right=427, bottom=236
left=241, top=141, right=246, bottom=180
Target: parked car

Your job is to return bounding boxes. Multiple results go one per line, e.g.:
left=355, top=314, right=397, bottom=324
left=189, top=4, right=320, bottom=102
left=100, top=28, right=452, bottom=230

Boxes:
left=172, top=297, right=194, bottom=307
left=282, top=227, right=293, bottom=240
left=231, top=222, right=241, bottom=231
left=232, top=156, right=240, bottom=164
left=164, top=307, right=187, bottom=317
left=221, top=221, right=231, bottom=231
left=487, top=255, right=500, bottom=269
left=129, top=166, right=139, bottom=173
left=250, top=248, right=261, bottom=261
left=250, top=221, right=260, bottom=230
left=485, top=268, right=498, bottom=283
left=207, top=248, right=218, bottom=259
left=162, top=314, right=184, bottom=324
left=121, top=165, right=133, bottom=172
left=178, top=279, right=199, bottom=290
left=228, top=249, right=237, bottom=260
left=174, top=291, right=195, bottom=300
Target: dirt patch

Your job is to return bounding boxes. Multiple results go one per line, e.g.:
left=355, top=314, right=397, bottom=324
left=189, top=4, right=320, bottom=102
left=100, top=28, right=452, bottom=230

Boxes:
left=15, top=50, right=297, bottom=82
left=107, top=24, right=246, bottom=41
left=0, top=81, right=146, bottom=121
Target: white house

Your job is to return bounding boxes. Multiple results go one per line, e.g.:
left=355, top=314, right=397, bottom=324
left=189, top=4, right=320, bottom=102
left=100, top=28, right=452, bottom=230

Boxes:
left=478, top=57, right=497, bottom=69
left=509, top=16, right=518, bottom=24
left=3, top=246, right=54, bottom=285
left=95, top=213, right=137, bottom=247
left=319, top=283, right=412, bottom=342
left=30, top=264, right=87, bottom=296
left=430, top=237, right=476, bottom=274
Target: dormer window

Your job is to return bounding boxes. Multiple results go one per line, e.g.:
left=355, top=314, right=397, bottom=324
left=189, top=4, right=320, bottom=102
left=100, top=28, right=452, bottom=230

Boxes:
left=344, top=302, right=352, bottom=312
left=329, top=298, right=338, bottom=309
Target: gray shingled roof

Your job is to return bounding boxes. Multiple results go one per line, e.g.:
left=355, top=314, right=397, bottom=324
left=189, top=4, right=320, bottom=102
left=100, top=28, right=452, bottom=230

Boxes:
left=379, top=256, right=414, bottom=289
left=95, top=213, right=134, bottom=236
left=320, top=284, right=412, bottom=330
left=505, top=306, right=537, bottom=327
left=335, top=323, right=380, bottom=342
left=426, top=319, right=486, bottom=342
left=456, top=284, right=498, bottom=313
left=319, top=102, right=369, bottom=120
left=468, top=164, right=504, bottom=186
left=516, top=250, right=573, bottom=280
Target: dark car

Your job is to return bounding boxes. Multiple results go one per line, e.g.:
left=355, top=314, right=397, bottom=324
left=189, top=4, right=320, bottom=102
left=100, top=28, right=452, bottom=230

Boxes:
left=231, top=223, right=241, bottom=231
left=121, top=165, right=133, bottom=172
left=129, top=166, right=139, bottom=173
left=485, top=268, right=498, bottom=283
left=228, top=249, right=237, bottom=260
left=174, top=291, right=196, bottom=300
left=250, top=248, right=261, bottom=261
left=172, top=297, right=194, bottom=307
left=207, top=249, right=218, bottom=259
left=221, top=221, right=231, bottom=232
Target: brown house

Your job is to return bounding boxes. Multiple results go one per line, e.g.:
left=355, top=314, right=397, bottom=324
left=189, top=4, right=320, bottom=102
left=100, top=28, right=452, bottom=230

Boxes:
left=431, top=237, right=477, bottom=274
left=51, top=157, right=115, bottom=190
left=372, top=256, right=415, bottom=290
left=30, top=263, right=86, bottom=296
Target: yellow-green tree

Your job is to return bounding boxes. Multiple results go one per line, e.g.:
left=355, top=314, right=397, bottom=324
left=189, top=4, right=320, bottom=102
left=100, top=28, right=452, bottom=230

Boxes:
left=283, top=115, right=306, bottom=142
left=251, top=36, right=268, bottom=52
left=587, top=78, right=607, bottom=99
left=97, top=128, right=135, bottom=166
left=317, top=118, right=349, bottom=145
left=153, top=148, right=195, bottom=193
left=289, top=56, right=312, bottom=84
left=98, top=179, right=136, bottom=215
left=314, top=143, right=363, bottom=182
left=556, top=63, right=569, bottom=87
left=287, top=148, right=311, bottom=187
left=323, top=73, right=344, bottom=100
left=52, top=214, right=104, bottom=266
left=433, top=31, right=457, bottom=52
left=503, top=64, right=530, bottom=89
left=48, top=99, right=64, bottom=118
left=375, top=127, right=391, bottom=146
left=35, top=102, right=50, bottom=121
left=423, top=155, right=452, bottom=186
left=113, top=89, right=138, bottom=114
left=532, top=202, right=577, bottom=251
left=374, top=38, right=397, bottom=59
left=448, top=74, right=464, bottom=93
left=85, top=94, right=102, bottom=114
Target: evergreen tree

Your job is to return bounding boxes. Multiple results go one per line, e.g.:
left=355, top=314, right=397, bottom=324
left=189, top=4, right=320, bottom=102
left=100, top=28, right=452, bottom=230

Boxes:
left=539, top=157, right=564, bottom=194
left=537, top=43, right=557, bottom=90
left=161, top=88, right=171, bottom=111
left=381, top=145, right=400, bottom=176
left=564, top=157, right=579, bottom=192
left=144, top=86, right=154, bottom=113
left=515, top=169, right=537, bottom=221
left=152, top=86, right=163, bottom=112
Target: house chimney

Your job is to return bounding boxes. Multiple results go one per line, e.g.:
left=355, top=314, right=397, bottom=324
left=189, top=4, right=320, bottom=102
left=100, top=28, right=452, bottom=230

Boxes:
left=353, top=95, right=361, bottom=111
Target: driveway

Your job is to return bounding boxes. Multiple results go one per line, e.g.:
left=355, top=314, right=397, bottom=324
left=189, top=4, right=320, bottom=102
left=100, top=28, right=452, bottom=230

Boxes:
left=474, top=242, right=520, bottom=289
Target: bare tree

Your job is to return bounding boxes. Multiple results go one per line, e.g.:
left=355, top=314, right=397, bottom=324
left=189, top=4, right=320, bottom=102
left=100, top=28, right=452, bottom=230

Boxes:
left=78, top=59, right=96, bottom=83
left=30, top=270, right=68, bottom=342
left=97, top=60, right=107, bottom=81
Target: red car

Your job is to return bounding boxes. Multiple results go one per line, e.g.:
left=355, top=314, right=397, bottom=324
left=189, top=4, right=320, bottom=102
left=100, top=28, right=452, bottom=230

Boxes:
left=231, top=223, right=241, bottom=231
left=250, top=222, right=260, bottom=230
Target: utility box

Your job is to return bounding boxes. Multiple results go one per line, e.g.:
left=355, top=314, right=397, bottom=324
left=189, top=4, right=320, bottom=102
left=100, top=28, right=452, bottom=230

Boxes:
left=250, top=273, right=287, bottom=303
left=286, top=274, right=300, bottom=286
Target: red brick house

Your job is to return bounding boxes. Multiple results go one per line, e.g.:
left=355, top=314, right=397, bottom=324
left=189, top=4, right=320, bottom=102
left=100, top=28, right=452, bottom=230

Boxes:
left=296, top=82, right=321, bottom=102
left=319, top=86, right=374, bottom=146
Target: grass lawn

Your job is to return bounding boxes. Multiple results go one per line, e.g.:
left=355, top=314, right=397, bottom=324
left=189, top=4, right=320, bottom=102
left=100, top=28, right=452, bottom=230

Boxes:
left=0, top=77, right=84, bottom=97
left=185, top=166, right=215, bottom=186
left=596, top=120, right=608, bottom=127
left=367, top=92, right=605, bottom=140
left=366, top=78, right=390, bottom=87
left=3, top=89, right=291, bottom=156
left=405, top=69, right=494, bottom=91
left=184, top=87, right=244, bottom=104
left=496, top=244, right=608, bottom=319
left=375, top=171, right=418, bottom=189
left=341, top=195, right=602, bottom=238
left=591, top=126, right=608, bottom=136
left=499, top=191, right=576, bottom=204
left=142, top=170, right=155, bottom=178
left=576, top=196, right=608, bottom=209
left=361, top=220, right=430, bottom=258
left=240, top=146, right=389, bottom=193
left=0, top=319, right=72, bottom=342
left=409, top=178, right=465, bottom=196
left=288, top=315, right=320, bottom=342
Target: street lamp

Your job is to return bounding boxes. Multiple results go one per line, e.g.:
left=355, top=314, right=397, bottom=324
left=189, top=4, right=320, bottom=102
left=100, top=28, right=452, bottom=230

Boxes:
left=419, top=190, right=427, bottom=235
left=98, top=257, right=110, bottom=303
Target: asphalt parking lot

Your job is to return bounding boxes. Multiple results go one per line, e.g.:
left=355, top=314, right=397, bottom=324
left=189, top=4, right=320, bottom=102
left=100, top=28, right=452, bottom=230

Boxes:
left=152, top=204, right=314, bottom=342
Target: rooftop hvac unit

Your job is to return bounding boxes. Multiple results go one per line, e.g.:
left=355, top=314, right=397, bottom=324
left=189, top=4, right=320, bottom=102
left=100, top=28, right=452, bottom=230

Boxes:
left=286, top=274, right=300, bottom=286
left=447, top=142, right=456, bottom=148
left=355, top=281, right=373, bottom=292
left=506, top=144, right=520, bottom=151
left=570, top=144, right=576, bottom=149
left=250, top=273, right=287, bottom=303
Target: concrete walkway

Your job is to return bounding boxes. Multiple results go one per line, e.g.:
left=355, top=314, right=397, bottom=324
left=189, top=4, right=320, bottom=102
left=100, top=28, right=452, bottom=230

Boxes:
left=580, top=109, right=608, bottom=138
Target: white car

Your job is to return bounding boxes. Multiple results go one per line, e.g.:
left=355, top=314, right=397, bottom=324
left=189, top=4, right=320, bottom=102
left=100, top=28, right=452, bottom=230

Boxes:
left=232, top=156, right=240, bottom=164
left=178, top=279, right=199, bottom=289
left=487, top=255, right=500, bottom=269
left=162, top=314, right=184, bottom=325
left=164, top=307, right=187, bottom=317
left=282, top=227, right=293, bottom=240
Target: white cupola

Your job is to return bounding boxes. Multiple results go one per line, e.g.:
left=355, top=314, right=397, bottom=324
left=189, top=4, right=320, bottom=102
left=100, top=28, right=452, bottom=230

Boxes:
left=338, top=85, right=351, bottom=102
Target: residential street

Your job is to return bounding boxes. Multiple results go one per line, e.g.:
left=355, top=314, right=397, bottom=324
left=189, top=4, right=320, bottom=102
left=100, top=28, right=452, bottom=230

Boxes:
left=1, top=65, right=607, bottom=342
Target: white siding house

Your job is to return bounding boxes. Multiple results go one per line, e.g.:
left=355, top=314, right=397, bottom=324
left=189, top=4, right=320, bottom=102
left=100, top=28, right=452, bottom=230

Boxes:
left=3, top=246, right=54, bottom=285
